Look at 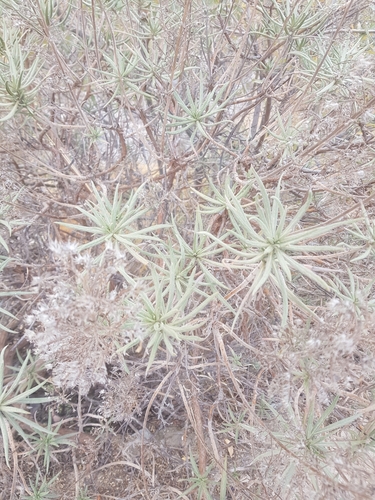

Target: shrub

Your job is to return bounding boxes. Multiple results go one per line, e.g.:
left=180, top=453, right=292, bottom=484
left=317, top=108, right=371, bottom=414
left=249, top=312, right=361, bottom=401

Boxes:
left=0, top=0, right=375, bottom=498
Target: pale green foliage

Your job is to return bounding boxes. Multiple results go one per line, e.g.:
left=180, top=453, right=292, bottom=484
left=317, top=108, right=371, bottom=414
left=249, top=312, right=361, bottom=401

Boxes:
left=60, top=183, right=166, bottom=264
left=204, top=169, right=352, bottom=324
left=167, top=78, right=231, bottom=142
left=348, top=203, right=375, bottom=261
left=329, top=268, right=375, bottom=317
left=0, top=0, right=374, bottom=497
left=28, top=411, right=76, bottom=472
left=0, top=210, right=12, bottom=254
left=256, top=0, right=328, bottom=39
left=219, top=406, right=257, bottom=444
left=37, top=0, right=66, bottom=28
left=302, top=396, right=360, bottom=456
left=179, top=452, right=233, bottom=500
left=191, top=175, right=253, bottom=215
left=265, top=109, right=307, bottom=157
left=0, top=25, right=42, bottom=122
left=21, top=472, right=59, bottom=500
left=0, top=183, right=22, bottom=254
left=0, top=348, right=53, bottom=466
left=100, top=46, right=149, bottom=103
left=0, top=257, right=18, bottom=329
left=0, top=258, right=31, bottom=332
left=11, top=350, right=46, bottom=391
left=252, top=396, right=361, bottom=492
left=76, top=487, right=94, bottom=500
left=297, top=35, right=368, bottom=96
left=0, top=188, right=27, bottom=329
left=170, top=208, right=226, bottom=289
left=122, top=267, right=215, bottom=371
left=180, top=452, right=215, bottom=500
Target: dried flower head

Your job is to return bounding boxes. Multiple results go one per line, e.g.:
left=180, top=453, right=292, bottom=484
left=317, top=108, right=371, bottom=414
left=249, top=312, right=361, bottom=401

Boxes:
left=100, top=371, right=146, bottom=422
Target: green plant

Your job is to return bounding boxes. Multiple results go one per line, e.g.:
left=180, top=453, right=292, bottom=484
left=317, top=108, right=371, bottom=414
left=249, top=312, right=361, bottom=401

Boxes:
left=348, top=202, right=375, bottom=261
left=265, top=109, right=307, bottom=158
left=76, top=486, right=94, bottom=500
left=0, top=348, right=53, bottom=466
left=29, top=411, right=76, bottom=472
left=204, top=169, right=354, bottom=325
left=0, top=25, right=42, bottom=122
left=0, top=257, right=17, bottom=330
left=100, top=46, right=149, bottom=104
left=0, top=188, right=28, bottom=332
left=21, top=472, right=59, bottom=500
left=219, top=406, right=256, bottom=444
left=302, top=396, right=360, bottom=457
left=0, top=208, right=12, bottom=254
left=256, top=0, right=328, bottom=40
left=167, top=77, right=231, bottom=143
left=350, top=418, right=375, bottom=452
left=170, top=208, right=226, bottom=290
left=0, top=259, right=31, bottom=332
left=12, top=350, right=47, bottom=391
left=120, top=266, right=215, bottom=371
left=191, top=175, right=253, bottom=216
left=0, top=0, right=373, bottom=496
left=60, top=183, right=166, bottom=265
left=0, top=186, right=23, bottom=253
left=179, top=452, right=215, bottom=500
left=297, top=35, right=368, bottom=97
left=251, top=396, right=361, bottom=493
left=329, top=268, right=375, bottom=317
